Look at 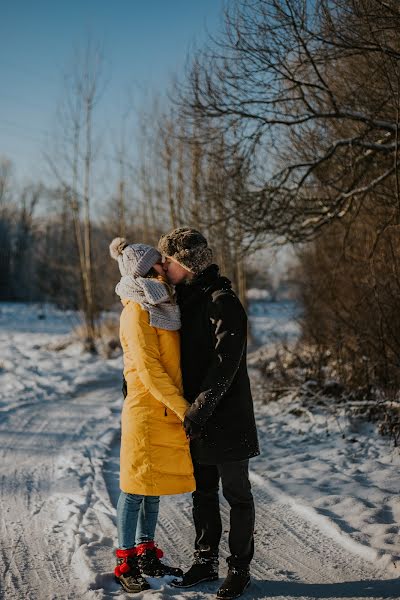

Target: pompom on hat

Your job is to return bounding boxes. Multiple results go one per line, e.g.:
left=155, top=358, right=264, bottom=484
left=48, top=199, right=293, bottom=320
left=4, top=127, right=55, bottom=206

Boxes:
left=109, top=237, right=161, bottom=277
left=158, top=227, right=213, bottom=275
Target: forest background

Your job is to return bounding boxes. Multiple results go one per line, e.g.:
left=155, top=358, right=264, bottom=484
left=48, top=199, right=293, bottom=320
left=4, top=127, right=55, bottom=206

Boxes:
left=2, top=0, right=400, bottom=434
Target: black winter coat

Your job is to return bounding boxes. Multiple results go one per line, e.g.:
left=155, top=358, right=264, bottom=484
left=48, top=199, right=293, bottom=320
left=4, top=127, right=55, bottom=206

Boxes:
left=176, top=264, right=260, bottom=464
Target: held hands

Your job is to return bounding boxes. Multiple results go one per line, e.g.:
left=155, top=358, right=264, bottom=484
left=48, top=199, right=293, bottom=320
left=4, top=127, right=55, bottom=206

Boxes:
left=183, top=415, right=203, bottom=441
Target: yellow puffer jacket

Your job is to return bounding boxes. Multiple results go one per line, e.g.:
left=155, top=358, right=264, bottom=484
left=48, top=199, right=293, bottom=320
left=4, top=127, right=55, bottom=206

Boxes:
left=119, top=299, right=195, bottom=496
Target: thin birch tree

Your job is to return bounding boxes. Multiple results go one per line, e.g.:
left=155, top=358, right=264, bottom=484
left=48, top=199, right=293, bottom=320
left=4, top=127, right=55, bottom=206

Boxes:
left=47, top=40, right=105, bottom=351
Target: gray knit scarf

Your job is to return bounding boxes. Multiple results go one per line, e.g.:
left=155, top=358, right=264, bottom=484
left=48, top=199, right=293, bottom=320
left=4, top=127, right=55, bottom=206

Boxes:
left=116, top=275, right=181, bottom=331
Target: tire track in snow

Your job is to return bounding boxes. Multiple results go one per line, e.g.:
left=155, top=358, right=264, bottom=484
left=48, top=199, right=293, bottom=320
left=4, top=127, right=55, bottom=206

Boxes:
left=0, top=381, right=121, bottom=600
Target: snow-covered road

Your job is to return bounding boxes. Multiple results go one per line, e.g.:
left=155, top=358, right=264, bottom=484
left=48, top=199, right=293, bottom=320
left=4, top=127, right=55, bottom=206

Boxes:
left=1, top=378, right=399, bottom=600
left=1, top=303, right=399, bottom=599
left=0, top=378, right=120, bottom=599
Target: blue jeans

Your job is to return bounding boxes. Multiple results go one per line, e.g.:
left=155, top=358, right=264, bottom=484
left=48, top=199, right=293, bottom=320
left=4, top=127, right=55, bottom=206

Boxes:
left=117, top=491, right=160, bottom=549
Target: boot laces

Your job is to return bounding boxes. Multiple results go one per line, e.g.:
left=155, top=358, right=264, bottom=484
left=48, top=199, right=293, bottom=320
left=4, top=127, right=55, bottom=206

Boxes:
left=194, top=551, right=218, bottom=568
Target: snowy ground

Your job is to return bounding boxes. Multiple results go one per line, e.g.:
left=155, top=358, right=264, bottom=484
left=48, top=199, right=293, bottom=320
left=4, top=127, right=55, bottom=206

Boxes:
left=0, top=302, right=399, bottom=599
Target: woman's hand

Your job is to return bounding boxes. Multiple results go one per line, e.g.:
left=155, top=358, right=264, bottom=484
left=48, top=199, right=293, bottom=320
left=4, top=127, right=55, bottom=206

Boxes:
left=183, top=415, right=203, bottom=440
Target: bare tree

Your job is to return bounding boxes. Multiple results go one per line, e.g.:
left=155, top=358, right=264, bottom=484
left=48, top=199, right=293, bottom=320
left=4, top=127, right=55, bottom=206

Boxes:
left=0, top=159, right=13, bottom=207
left=0, top=160, right=13, bottom=298
left=0, top=162, right=46, bottom=300
left=179, top=0, right=400, bottom=243
left=154, top=108, right=253, bottom=302
left=47, top=40, right=105, bottom=351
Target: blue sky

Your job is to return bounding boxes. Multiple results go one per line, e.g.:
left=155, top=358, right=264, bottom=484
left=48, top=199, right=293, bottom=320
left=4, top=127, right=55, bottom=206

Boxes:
left=0, top=0, right=223, bottom=184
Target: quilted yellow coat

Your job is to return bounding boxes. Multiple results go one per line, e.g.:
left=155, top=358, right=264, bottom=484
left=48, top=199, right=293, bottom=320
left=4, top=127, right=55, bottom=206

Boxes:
left=119, top=299, right=195, bottom=496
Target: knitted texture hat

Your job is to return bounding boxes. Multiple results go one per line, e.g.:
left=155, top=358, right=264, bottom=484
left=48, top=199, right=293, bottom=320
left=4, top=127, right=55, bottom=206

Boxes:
left=158, top=227, right=213, bottom=274
left=109, top=237, right=161, bottom=277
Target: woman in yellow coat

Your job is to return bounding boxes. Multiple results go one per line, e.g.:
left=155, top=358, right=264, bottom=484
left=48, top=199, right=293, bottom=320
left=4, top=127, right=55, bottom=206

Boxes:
left=109, top=237, right=195, bottom=594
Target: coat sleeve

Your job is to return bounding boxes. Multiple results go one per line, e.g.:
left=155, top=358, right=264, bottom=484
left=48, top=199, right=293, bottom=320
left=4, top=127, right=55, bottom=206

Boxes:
left=121, top=306, right=189, bottom=421
left=185, top=291, right=247, bottom=426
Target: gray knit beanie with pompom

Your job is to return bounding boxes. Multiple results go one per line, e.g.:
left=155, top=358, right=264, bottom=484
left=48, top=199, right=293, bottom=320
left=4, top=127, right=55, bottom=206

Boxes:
left=158, top=227, right=213, bottom=274
left=109, top=237, right=161, bottom=277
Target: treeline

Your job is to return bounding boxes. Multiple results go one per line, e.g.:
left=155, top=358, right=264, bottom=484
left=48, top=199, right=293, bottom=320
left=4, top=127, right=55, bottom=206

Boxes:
left=2, top=0, right=400, bottom=393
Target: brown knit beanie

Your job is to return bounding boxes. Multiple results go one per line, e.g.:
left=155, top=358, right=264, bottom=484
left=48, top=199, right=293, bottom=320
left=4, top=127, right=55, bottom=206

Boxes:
left=158, top=227, right=213, bottom=274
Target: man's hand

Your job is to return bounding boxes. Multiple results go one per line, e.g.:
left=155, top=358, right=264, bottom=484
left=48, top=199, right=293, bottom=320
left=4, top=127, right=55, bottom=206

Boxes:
left=183, top=415, right=203, bottom=440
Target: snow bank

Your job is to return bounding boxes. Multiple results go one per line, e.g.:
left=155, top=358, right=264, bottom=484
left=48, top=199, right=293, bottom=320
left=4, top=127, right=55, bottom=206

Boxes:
left=0, top=302, right=121, bottom=413
left=249, top=380, right=400, bottom=574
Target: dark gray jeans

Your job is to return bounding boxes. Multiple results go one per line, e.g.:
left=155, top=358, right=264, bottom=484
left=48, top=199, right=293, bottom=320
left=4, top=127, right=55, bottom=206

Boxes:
left=192, top=459, right=255, bottom=570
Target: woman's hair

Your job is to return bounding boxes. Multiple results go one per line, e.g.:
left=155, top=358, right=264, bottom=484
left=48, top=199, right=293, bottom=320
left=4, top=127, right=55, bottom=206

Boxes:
left=145, top=268, right=176, bottom=303
left=145, top=267, right=160, bottom=279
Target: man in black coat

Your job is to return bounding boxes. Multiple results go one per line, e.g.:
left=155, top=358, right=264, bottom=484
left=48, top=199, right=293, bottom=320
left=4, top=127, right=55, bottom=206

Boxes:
left=158, top=227, right=259, bottom=600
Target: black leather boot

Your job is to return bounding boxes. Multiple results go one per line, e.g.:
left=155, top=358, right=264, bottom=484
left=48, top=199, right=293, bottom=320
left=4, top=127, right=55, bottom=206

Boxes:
left=170, top=550, right=219, bottom=588
left=217, top=567, right=250, bottom=599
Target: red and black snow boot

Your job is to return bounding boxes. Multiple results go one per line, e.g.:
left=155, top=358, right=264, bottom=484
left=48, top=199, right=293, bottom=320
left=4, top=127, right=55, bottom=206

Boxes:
left=114, top=547, right=150, bottom=593
left=136, top=541, right=183, bottom=577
